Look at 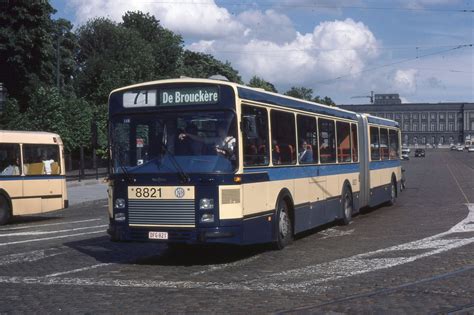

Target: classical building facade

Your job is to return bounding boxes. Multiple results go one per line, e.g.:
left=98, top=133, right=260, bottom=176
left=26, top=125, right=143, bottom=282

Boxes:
left=339, top=94, right=474, bottom=146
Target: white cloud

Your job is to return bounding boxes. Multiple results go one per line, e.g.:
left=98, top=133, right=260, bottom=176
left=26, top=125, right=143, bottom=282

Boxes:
left=237, top=9, right=296, bottom=44
left=68, top=0, right=244, bottom=39
left=189, top=18, right=379, bottom=86
left=392, top=69, right=418, bottom=93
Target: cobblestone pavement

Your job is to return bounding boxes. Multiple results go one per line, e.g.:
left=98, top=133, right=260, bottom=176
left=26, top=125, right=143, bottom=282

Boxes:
left=0, top=150, right=473, bottom=313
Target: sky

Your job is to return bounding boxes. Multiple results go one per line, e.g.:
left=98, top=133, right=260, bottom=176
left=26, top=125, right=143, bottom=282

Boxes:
left=50, top=0, right=474, bottom=104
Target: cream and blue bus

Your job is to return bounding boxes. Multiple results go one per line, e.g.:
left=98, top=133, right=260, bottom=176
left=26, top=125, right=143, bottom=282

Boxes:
left=0, top=131, right=68, bottom=225
left=107, top=78, right=402, bottom=248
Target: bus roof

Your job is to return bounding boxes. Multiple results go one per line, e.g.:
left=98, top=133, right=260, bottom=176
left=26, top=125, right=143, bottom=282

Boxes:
left=110, top=78, right=399, bottom=125
left=0, top=130, right=63, bottom=145
left=110, top=78, right=360, bottom=119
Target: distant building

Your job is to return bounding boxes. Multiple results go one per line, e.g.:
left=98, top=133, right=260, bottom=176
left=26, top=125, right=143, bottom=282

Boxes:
left=340, top=94, right=474, bottom=146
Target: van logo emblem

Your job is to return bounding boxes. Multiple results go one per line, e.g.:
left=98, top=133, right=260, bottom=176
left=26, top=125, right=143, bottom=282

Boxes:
left=175, top=187, right=185, bottom=198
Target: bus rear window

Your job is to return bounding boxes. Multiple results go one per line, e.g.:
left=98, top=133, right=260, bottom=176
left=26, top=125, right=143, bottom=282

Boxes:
left=23, top=144, right=61, bottom=175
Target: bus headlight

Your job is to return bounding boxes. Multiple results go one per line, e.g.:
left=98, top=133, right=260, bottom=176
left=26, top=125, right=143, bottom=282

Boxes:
left=114, top=212, right=126, bottom=222
left=199, top=198, right=214, bottom=210
left=114, top=198, right=126, bottom=209
left=200, top=213, right=214, bottom=223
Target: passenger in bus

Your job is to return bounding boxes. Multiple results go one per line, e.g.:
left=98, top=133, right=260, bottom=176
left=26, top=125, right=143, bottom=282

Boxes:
left=42, top=153, right=55, bottom=175
left=298, top=140, right=313, bottom=163
left=272, top=140, right=281, bottom=164
left=1, top=157, right=20, bottom=176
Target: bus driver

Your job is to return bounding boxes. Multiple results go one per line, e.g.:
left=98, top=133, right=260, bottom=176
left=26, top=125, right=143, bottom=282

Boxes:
left=178, top=124, right=236, bottom=159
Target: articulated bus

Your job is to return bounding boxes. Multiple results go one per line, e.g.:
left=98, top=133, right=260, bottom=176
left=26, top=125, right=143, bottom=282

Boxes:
left=0, top=131, right=68, bottom=225
left=107, top=78, right=402, bottom=248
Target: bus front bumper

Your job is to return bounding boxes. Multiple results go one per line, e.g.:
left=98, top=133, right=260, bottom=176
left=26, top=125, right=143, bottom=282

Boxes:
left=107, top=224, right=242, bottom=245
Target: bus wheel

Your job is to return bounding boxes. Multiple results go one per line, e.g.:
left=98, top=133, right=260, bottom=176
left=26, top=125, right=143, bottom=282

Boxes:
left=340, top=186, right=353, bottom=225
left=0, top=195, right=12, bottom=225
left=387, top=180, right=397, bottom=206
left=274, top=199, right=293, bottom=250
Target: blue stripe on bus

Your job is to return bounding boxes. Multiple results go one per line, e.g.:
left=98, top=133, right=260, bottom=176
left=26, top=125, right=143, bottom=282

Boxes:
left=369, top=160, right=400, bottom=170
left=0, top=175, right=65, bottom=181
left=243, top=163, right=360, bottom=181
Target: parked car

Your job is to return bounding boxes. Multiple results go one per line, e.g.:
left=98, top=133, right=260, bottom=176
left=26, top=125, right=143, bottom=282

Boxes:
left=401, top=149, right=410, bottom=160
left=457, top=146, right=464, bottom=151
left=468, top=146, right=474, bottom=152
left=414, top=149, right=425, bottom=157
left=450, top=145, right=457, bottom=150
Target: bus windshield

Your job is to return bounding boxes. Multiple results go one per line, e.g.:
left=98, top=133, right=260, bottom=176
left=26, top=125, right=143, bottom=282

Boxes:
left=111, top=111, right=238, bottom=174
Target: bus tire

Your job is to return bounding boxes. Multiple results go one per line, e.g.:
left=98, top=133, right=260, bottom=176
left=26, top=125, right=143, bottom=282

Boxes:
left=0, top=194, right=12, bottom=225
left=340, top=185, right=353, bottom=226
left=274, top=198, right=293, bottom=250
left=387, top=179, right=397, bottom=206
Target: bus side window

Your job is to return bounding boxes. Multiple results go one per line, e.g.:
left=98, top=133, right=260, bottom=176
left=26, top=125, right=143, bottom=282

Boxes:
left=297, top=115, right=317, bottom=164
left=370, top=126, right=380, bottom=161
left=380, top=128, right=389, bottom=160
left=318, top=118, right=336, bottom=164
left=0, top=143, right=21, bottom=176
left=242, top=105, right=269, bottom=166
left=351, top=123, right=358, bottom=162
left=23, top=144, right=60, bottom=175
left=271, top=110, right=296, bottom=165
left=336, top=121, right=351, bottom=163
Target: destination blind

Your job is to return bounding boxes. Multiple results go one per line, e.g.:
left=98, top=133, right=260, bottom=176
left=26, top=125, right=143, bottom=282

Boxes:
left=159, top=87, right=219, bottom=106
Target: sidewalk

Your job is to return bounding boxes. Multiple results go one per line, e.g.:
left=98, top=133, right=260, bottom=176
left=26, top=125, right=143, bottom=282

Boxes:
left=66, top=178, right=108, bottom=206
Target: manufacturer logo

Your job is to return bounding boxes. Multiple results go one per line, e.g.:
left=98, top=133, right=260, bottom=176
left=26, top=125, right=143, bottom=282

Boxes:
left=175, top=187, right=185, bottom=199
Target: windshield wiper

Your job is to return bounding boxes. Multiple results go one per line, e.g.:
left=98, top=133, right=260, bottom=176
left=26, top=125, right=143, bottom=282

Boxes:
left=160, top=142, right=190, bottom=183
left=112, top=144, right=134, bottom=184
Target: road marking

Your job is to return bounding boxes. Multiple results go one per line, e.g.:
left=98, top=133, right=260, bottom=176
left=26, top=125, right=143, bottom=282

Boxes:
left=446, top=163, right=471, bottom=203
left=191, top=255, right=260, bottom=276
left=0, top=230, right=106, bottom=247
left=0, top=218, right=102, bottom=232
left=0, top=248, right=66, bottom=266
left=45, top=263, right=113, bottom=278
left=318, top=228, right=354, bottom=240
left=0, top=225, right=108, bottom=237
left=1, top=205, right=473, bottom=293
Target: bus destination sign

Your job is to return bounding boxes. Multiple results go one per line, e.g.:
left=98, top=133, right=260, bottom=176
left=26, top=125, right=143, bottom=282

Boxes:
left=160, top=87, right=219, bottom=106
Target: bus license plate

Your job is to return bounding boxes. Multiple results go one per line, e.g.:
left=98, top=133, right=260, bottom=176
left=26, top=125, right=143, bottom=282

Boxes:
left=148, top=231, right=168, bottom=240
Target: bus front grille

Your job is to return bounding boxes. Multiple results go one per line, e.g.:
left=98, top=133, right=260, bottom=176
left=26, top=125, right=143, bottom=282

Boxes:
left=128, top=199, right=195, bottom=227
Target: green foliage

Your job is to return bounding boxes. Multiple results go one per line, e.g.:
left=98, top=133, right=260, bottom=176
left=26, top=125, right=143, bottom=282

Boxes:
left=248, top=76, right=278, bottom=92
left=1, top=88, right=93, bottom=152
left=0, top=0, right=56, bottom=109
left=179, top=51, right=242, bottom=83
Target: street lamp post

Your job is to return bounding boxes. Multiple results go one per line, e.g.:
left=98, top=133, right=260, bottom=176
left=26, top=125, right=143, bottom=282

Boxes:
left=0, top=83, right=7, bottom=114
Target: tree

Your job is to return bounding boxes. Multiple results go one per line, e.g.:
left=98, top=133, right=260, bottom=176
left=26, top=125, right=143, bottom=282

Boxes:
left=52, top=18, right=79, bottom=93
left=248, top=76, right=277, bottom=92
left=0, top=1, right=56, bottom=109
left=284, top=86, right=314, bottom=101
left=179, top=51, right=242, bottom=83
left=122, top=11, right=183, bottom=78
left=2, top=88, right=93, bottom=152
left=75, top=17, right=156, bottom=106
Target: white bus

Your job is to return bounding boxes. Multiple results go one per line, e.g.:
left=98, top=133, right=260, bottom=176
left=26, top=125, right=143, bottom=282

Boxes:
left=0, top=130, right=68, bottom=224
left=107, top=78, right=402, bottom=249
